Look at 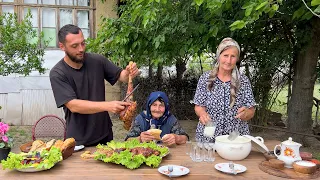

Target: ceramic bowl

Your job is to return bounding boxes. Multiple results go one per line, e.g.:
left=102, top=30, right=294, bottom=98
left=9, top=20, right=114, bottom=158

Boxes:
left=293, top=160, right=317, bottom=174
left=215, top=135, right=251, bottom=161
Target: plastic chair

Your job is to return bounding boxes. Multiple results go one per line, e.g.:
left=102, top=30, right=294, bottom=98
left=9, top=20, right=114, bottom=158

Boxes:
left=32, top=115, right=66, bottom=141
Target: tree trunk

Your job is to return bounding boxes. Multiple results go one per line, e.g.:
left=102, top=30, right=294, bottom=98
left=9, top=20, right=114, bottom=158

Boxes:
left=148, top=59, right=153, bottom=77
left=287, top=18, right=320, bottom=144
left=176, top=57, right=186, bottom=80
left=156, top=63, right=163, bottom=81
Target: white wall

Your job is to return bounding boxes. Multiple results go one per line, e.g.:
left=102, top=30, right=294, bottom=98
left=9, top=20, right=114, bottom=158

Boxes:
left=0, top=50, right=65, bottom=125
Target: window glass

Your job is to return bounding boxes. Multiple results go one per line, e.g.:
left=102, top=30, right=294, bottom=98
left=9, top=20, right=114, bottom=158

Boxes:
left=28, top=27, right=39, bottom=44
left=60, top=9, right=73, bottom=27
left=42, top=8, right=56, bottom=47
left=81, top=28, right=89, bottom=39
left=24, top=0, right=38, bottom=4
left=77, top=10, right=89, bottom=28
left=78, top=0, right=90, bottom=6
left=42, top=0, right=55, bottom=5
left=42, top=28, right=56, bottom=47
left=2, top=5, right=14, bottom=14
left=3, top=0, right=14, bottom=2
left=42, top=8, right=55, bottom=27
left=60, top=0, right=73, bottom=5
left=24, top=8, right=38, bottom=27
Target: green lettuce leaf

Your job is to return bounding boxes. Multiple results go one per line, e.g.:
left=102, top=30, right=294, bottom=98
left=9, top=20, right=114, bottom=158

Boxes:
left=95, top=140, right=169, bottom=169
left=1, top=147, right=62, bottom=170
left=145, top=155, right=162, bottom=168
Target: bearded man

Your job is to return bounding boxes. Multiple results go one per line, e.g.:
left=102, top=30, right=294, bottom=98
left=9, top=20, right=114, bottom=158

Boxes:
left=50, top=24, right=139, bottom=147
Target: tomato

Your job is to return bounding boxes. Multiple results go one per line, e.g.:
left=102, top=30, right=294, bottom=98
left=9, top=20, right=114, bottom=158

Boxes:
left=310, top=159, right=320, bottom=164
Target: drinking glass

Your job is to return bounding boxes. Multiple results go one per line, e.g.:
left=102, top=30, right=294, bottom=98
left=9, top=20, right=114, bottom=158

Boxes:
left=186, top=140, right=192, bottom=155
left=204, top=118, right=216, bottom=137
left=191, top=141, right=204, bottom=162
left=203, top=143, right=215, bottom=162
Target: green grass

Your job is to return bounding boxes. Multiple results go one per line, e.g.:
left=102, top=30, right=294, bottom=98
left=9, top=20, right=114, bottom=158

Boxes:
left=270, top=84, right=320, bottom=120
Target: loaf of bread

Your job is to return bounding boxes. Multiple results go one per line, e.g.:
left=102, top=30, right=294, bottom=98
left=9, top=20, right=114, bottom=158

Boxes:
left=148, top=129, right=162, bottom=140
left=61, top=138, right=76, bottom=151
left=53, top=140, right=64, bottom=150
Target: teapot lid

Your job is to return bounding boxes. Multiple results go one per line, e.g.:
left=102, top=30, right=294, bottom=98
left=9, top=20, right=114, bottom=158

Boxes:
left=282, top=137, right=301, bottom=146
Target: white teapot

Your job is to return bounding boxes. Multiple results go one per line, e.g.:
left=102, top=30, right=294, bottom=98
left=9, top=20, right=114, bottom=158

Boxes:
left=274, top=137, right=302, bottom=168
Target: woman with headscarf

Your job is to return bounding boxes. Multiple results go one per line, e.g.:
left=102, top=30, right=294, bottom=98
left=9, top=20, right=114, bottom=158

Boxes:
left=193, top=37, right=256, bottom=143
left=125, top=91, right=189, bottom=146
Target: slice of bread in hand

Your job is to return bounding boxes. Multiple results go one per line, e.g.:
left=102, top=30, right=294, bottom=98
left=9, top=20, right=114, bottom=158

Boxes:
left=148, top=129, right=162, bottom=140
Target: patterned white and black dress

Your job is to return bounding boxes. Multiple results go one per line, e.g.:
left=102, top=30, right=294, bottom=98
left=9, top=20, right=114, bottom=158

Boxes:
left=193, top=71, right=256, bottom=143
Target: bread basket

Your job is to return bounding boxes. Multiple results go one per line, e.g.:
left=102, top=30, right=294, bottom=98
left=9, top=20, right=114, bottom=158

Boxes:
left=62, top=142, right=75, bottom=160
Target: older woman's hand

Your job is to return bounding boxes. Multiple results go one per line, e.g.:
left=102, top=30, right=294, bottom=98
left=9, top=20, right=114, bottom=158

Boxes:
left=161, top=134, right=176, bottom=146
left=235, top=106, right=255, bottom=121
left=199, top=113, right=211, bottom=125
left=140, top=131, right=156, bottom=142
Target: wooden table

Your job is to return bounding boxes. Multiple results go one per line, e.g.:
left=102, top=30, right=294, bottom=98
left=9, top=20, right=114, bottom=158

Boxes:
left=0, top=140, right=284, bottom=180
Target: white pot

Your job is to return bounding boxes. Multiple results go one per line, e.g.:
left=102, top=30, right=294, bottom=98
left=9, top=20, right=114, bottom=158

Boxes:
left=215, top=135, right=252, bottom=161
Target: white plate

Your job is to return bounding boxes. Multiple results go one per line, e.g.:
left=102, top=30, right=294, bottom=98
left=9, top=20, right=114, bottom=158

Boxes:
left=16, top=166, right=47, bottom=172
left=215, top=163, right=247, bottom=174
left=74, top=145, right=85, bottom=151
left=243, top=135, right=269, bottom=153
left=158, top=165, right=190, bottom=177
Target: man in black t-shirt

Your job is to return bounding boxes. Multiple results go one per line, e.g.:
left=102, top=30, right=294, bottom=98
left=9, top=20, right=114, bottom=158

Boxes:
left=49, top=24, right=139, bottom=146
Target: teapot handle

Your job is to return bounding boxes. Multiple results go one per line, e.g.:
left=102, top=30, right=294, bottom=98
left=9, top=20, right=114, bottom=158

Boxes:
left=274, top=145, right=281, bottom=158
left=255, top=136, right=264, bottom=144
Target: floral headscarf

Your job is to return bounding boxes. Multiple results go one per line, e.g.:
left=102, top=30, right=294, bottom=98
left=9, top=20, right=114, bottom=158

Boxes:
left=207, top=37, right=241, bottom=108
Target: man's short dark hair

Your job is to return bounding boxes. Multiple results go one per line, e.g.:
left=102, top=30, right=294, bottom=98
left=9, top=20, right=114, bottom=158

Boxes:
left=58, top=24, right=82, bottom=44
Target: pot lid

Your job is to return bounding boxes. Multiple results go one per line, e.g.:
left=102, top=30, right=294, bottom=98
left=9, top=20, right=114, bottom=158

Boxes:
left=282, top=137, right=302, bottom=146
left=243, top=135, right=269, bottom=153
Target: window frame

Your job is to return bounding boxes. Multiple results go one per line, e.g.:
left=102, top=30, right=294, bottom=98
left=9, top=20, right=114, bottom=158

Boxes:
left=0, top=0, right=95, bottom=49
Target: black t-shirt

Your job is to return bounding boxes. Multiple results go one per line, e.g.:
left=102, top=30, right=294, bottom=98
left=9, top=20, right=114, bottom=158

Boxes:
left=49, top=53, right=122, bottom=146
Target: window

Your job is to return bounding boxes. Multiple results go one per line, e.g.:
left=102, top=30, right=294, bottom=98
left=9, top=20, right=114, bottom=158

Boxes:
left=0, top=0, right=94, bottom=48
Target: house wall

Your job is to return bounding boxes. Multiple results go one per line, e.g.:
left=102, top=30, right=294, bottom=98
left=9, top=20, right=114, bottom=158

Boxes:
left=0, top=0, right=120, bottom=125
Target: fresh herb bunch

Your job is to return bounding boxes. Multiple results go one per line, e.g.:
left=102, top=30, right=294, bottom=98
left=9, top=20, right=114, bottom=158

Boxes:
left=94, top=139, right=169, bottom=169
left=0, top=122, right=13, bottom=149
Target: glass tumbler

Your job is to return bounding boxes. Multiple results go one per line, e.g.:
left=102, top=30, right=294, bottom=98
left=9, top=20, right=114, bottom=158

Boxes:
left=186, top=140, right=192, bottom=155
left=204, top=119, right=216, bottom=137
left=191, top=142, right=204, bottom=162
left=203, top=143, right=215, bottom=162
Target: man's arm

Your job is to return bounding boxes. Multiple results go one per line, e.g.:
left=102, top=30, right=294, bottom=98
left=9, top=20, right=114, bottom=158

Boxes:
left=65, top=99, right=131, bottom=114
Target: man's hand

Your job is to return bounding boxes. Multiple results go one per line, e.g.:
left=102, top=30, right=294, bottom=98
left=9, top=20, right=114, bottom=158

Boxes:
left=140, top=131, right=156, bottom=142
left=161, top=134, right=176, bottom=146
left=125, top=62, right=140, bottom=78
left=107, top=101, right=131, bottom=114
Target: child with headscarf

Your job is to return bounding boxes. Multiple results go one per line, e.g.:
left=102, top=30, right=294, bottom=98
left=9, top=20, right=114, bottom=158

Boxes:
left=193, top=37, right=256, bottom=143
left=125, top=91, right=189, bottom=146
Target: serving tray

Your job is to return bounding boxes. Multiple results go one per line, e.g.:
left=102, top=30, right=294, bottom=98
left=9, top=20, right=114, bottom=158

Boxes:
left=259, top=161, right=320, bottom=179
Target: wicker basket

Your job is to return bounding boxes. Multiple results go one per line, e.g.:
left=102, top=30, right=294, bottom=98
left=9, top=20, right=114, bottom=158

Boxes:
left=62, top=143, right=75, bottom=160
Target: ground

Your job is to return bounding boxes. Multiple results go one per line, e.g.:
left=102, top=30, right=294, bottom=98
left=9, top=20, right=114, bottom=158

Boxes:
left=8, top=119, right=320, bottom=159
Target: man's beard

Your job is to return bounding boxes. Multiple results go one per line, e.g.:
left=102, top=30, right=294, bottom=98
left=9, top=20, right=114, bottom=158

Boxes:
left=66, top=51, right=85, bottom=64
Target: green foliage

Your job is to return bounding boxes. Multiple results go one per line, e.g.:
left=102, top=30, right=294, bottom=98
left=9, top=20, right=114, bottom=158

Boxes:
left=0, top=11, right=47, bottom=76
left=271, top=84, right=320, bottom=119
